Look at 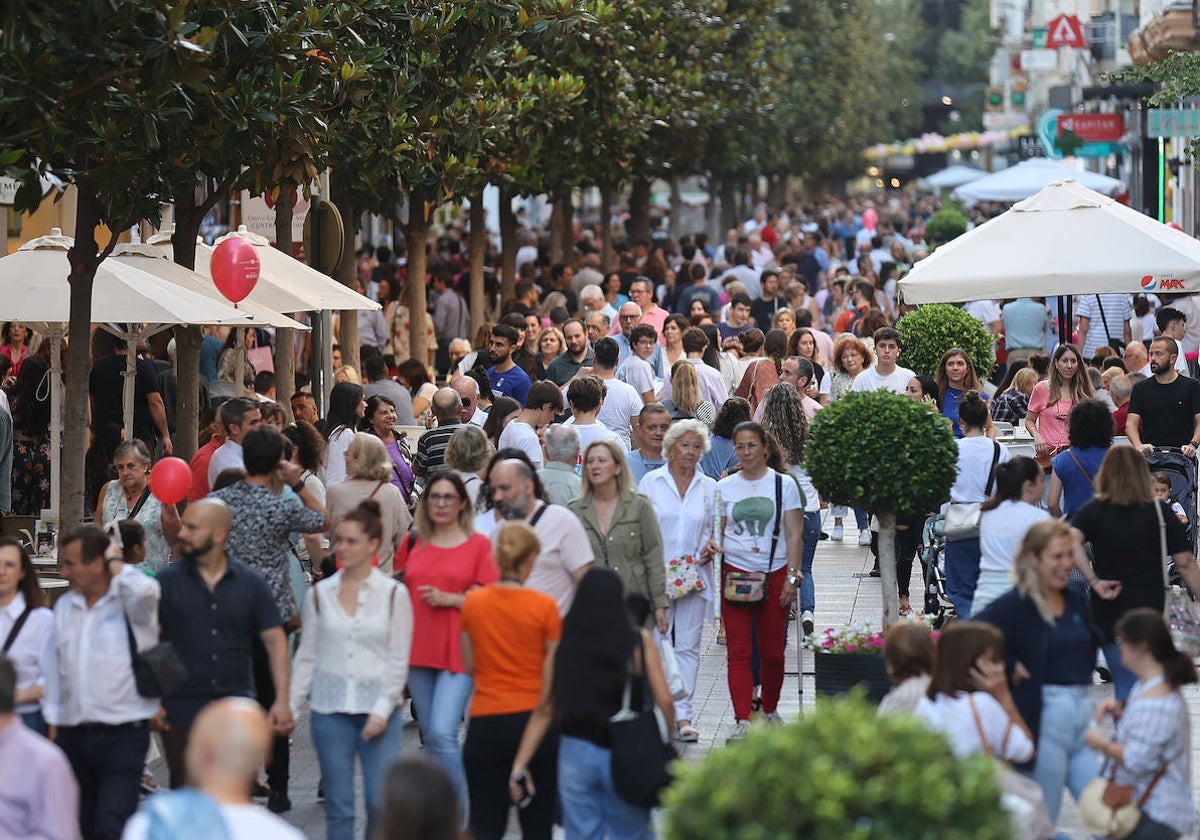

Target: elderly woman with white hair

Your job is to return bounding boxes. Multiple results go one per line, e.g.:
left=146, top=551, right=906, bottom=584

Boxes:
left=636, top=419, right=716, bottom=743
left=443, top=424, right=492, bottom=511
left=325, top=432, right=413, bottom=573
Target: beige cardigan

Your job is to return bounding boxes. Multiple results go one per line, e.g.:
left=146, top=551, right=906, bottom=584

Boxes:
left=325, top=478, right=413, bottom=574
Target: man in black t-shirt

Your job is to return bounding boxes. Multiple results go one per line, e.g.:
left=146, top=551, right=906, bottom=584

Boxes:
left=1126, top=336, right=1200, bottom=456
left=89, top=343, right=173, bottom=455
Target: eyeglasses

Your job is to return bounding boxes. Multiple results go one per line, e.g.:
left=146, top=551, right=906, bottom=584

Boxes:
left=427, top=493, right=462, bottom=505
left=461, top=397, right=473, bottom=406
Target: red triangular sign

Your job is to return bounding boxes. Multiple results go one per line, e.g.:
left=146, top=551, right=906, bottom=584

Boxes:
left=1045, top=14, right=1086, bottom=49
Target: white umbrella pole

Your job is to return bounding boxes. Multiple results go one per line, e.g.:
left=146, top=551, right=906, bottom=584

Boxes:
left=234, top=327, right=246, bottom=399
left=123, top=332, right=138, bottom=443
left=46, top=325, right=63, bottom=521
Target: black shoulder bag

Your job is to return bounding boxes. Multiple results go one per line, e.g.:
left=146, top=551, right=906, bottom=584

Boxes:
left=608, top=632, right=678, bottom=808
left=2, top=604, right=32, bottom=653
left=1094, top=295, right=1127, bottom=353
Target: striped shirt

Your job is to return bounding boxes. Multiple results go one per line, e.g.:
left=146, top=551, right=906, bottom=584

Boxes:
left=414, top=422, right=460, bottom=476
left=1113, top=688, right=1195, bottom=835
left=1075, top=294, right=1132, bottom=357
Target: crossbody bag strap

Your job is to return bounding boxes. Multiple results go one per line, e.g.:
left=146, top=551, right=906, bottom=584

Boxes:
left=1094, top=294, right=1115, bottom=342
left=767, top=472, right=783, bottom=571
left=2, top=604, right=32, bottom=653
left=368, top=480, right=385, bottom=499
left=1138, top=761, right=1172, bottom=808
left=984, top=441, right=1001, bottom=497
left=1156, top=499, right=1170, bottom=598
left=1066, top=449, right=1095, bottom=489
left=128, top=486, right=152, bottom=519
left=529, top=502, right=550, bottom=527
left=967, top=694, right=994, bottom=760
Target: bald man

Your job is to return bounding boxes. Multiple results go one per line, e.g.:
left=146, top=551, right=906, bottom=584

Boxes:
left=1124, top=341, right=1151, bottom=377
left=414, top=387, right=465, bottom=476
left=120, top=698, right=303, bottom=840
left=451, top=374, right=487, bottom=427
left=154, top=499, right=293, bottom=792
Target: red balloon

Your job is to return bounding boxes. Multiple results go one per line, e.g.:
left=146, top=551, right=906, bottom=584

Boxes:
left=211, top=238, right=261, bottom=304
left=149, top=457, right=191, bottom=505
left=862, top=208, right=879, bottom=231
left=1167, top=222, right=1184, bottom=232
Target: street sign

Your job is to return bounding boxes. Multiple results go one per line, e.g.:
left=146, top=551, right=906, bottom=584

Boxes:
left=1146, top=109, right=1200, bottom=138
left=1057, top=113, right=1125, bottom=143
left=1045, top=14, right=1087, bottom=49
left=1020, top=49, right=1058, bottom=70
left=1033, top=27, right=1047, bottom=49
left=0, top=177, right=18, bottom=206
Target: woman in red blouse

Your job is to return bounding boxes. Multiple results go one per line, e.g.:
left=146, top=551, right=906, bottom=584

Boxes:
left=395, top=469, right=499, bottom=818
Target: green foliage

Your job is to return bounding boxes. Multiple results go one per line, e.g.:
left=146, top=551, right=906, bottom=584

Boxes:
left=662, top=696, right=1010, bottom=840
left=924, top=207, right=969, bottom=246
left=896, top=304, right=996, bottom=380
left=807, top=391, right=957, bottom=513
left=1110, top=52, right=1200, bottom=160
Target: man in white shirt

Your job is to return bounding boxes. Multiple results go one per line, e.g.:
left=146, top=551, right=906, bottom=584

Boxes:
left=208, top=398, right=262, bottom=487
left=451, top=375, right=488, bottom=427
left=1124, top=342, right=1152, bottom=377
left=589, top=337, right=642, bottom=450
left=616, top=323, right=658, bottom=403
left=564, top=375, right=623, bottom=458
left=46, top=524, right=161, bottom=840
left=851, top=327, right=915, bottom=395
left=121, top=698, right=305, bottom=840
left=497, top=381, right=564, bottom=470
left=719, top=250, right=761, bottom=300
left=658, top=327, right=729, bottom=407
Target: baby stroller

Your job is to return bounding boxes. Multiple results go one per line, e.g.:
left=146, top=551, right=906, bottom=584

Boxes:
left=1145, top=447, right=1198, bottom=586
left=920, top=513, right=954, bottom=628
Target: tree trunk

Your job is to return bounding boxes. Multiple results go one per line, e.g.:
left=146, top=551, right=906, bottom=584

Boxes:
left=331, top=176, right=359, bottom=378
left=877, top=510, right=900, bottom=628
left=548, top=194, right=566, bottom=266
left=669, top=178, right=683, bottom=242
left=766, top=175, right=786, bottom=209
left=62, top=195, right=104, bottom=528
left=627, top=175, right=652, bottom=244
left=498, top=184, right=518, bottom=303
left=557, top=195, right=574, bottom=262
left=406, top=187, right=431, bottom=369
left=719, top=179, right=737, bottom=235
left=171, top=196, right=204, bottom=463
left=468, top=189, right=486, bottom=338
left=599, top=185, right=615, bottom=273
left=273, top=188, right=296, bottom=421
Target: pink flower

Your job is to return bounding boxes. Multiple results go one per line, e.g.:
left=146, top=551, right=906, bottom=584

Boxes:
left=846, top=644, right=858, bottom=653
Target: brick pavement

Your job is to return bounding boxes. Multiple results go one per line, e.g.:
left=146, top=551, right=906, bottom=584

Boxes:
left=148, top=515, right=1200, bottom=838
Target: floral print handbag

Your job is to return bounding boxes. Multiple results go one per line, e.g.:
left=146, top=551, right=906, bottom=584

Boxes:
left=665, top=554, right=705, bottom=600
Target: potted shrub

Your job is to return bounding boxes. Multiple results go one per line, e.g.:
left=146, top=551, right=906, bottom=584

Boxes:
left=895, top=303, right=996, bottom=380
left=662, top=696, right=1011, bottom=840
left=924, top=205, right=969, bottom=247
left=807, top=391, right=957, bottom=626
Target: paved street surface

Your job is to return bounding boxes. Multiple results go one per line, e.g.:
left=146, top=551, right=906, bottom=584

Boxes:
left=147, top=515, right=1200, bottom=838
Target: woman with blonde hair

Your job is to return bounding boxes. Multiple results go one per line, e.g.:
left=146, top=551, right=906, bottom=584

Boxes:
left=460, top=521, right=561, bottom=840
left=326, top=432, right=412, bottom=573
left=1025, top=343, right=1094, bottom=467
left=991, top=366, right=1039, bottom=425
left=334, top=364, right=362, bottom=385
left=394, top=469, right=499, bottom=817
left=1072, top=445, right=1200, bottom=701
left=663, top=359, right=716, bottom=426
left=977, top=519, right=1105, bottom=827
left=770, top=307, right=796, bottom=342
left=535, top=327, right=565, bottom=378
left=568, top=440, right=668, bottom=634
left=444, top=425, right=492, bottom=511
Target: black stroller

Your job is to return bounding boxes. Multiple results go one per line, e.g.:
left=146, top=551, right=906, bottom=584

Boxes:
left=919, top=513, right=954, bottom=628
left=1146, top=447, right=1198, bottom=586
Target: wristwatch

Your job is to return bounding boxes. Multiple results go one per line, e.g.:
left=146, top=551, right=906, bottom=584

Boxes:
left=786, top=572, right=802, bottom=587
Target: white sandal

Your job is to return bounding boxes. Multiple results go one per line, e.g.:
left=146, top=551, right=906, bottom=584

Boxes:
left=676, top=721, right=700, bottom=742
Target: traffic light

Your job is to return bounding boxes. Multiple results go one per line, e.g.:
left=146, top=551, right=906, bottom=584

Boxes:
left=1011, top=82, right=1028, bottom=110
left=985, top=87, right=1004, bottom=112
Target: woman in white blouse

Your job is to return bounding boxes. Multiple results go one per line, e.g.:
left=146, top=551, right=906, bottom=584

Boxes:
left=637, top=419, right=716, bottom=743
left=0, top=537, right=53, bottom=733
left=291, top=499, right=413, bottom=840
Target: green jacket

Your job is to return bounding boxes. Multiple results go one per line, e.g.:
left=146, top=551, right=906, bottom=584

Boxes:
left=568, top=492, right=667, bottom=612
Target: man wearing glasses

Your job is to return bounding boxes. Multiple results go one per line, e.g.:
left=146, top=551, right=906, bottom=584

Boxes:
left=609, top=276, right=668, bottom=341
left=612, top=301, right=666, bottom=379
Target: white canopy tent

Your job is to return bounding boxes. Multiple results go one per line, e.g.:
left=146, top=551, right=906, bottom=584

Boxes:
left=898, top=179, right=1200, bottom=305
left=951, top=158, right=1125, bottom=203
left=921, top=165, right=986, bottom=190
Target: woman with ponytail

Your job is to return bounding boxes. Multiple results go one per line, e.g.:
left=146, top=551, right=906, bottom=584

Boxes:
left=973, top=455, right=1049, bottom=616
left=1085, top=608, right=1198, bottom=839
left=734, top=328, right=787, bottom=412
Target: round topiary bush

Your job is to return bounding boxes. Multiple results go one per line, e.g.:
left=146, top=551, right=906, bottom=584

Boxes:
left=662, top=696, right=1011, bottom=840
left=806, top=390, right=957, bottom=516
left=924, top=206, right=969, bottom=246
left=896, top=303, right=995, bottom=381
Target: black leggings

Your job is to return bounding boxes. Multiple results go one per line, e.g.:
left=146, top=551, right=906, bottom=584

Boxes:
left=872, top=513, right=925, bottom=598
left=463, top=711, right=559, bottom=840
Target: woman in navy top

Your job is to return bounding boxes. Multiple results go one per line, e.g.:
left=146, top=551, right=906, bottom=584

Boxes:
left=1048, top=399, right=1112, bottom=521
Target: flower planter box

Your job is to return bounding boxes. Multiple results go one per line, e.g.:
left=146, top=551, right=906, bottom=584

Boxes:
left=814, top=652, right=891, bottom=704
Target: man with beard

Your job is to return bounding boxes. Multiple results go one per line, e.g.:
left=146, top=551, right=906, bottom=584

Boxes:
left=153, top=498, right=294, bottom=796
left=486, top=457, right=593, bottom=616
left=1126, top=336, right=1200, bottom=455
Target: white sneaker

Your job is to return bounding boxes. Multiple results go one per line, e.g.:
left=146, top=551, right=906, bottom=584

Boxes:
left=830, top=524, right=844, bottom=541
left=726, top=720, right=751, bottom=742
left=763, top=711, right=785, bottom=726
left=801, top=610, right=814, bottom=637
left=858, top=531, right=873, bottom=547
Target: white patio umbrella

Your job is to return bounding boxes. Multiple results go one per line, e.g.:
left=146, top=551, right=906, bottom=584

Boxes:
left=0, top=230, right=273, bottom=519
left=951, top=158, right=1125, bottom=203
left=899, top=178, right=1200, bottom=305
left=921, top=164, right=986, bottom=190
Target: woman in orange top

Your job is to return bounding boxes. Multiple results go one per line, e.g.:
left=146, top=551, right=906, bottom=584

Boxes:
left=394, top=469, right=498, bottom=818
left=460, top=520, right=561, bottom=840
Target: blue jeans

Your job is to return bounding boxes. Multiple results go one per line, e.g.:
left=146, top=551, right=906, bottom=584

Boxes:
left=944, top=537, right=981, bottom=619
left=407, top=667, right=474, bottom=815
left=799, top=511, right=821, bottom=613
left=311, top=710, right=404, bottom=840
left=1027, top=684, right=1099, bottom=826
left=1101, top=641, right=1138, bottom=702
left=20, top=708, right=46, bottom=735
left=558, top=735, right=653, bottom=840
